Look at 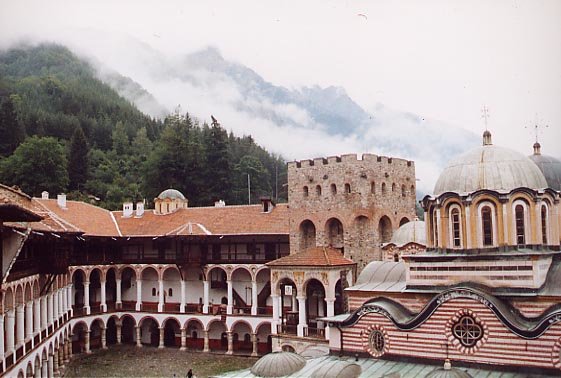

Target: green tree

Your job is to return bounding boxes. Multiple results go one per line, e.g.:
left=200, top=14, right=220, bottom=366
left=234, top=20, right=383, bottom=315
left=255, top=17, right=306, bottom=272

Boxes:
left=68, top=125, right=89, bottom=190
left=205, top=122, right=231, bottom=202
left=234, top=155, right=271, bottom=204
left=112, top=121, right=129, bottom=155
left=0, top=136, right=68, bottom=195
left=0, top=96, right=25, bottom=156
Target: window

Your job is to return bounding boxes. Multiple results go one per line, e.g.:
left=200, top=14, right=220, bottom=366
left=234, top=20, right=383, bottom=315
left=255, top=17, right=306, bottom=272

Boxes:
left=401, top=185, right=406, bottom=197
left=452, top=315, right=483, bottom=347
left=168, top=288, right=173, bottom=297
left=330, top=184, right=337, bottom=195
left=542, top=205, right=548, bottom=244
left=515, top=205, right=525, bottom=245
left=369, top=330, right=385, bottom=355
left=303, top=186, right=309, bottom=197
left=481, top=206, right=493, bottom=246
left=316, top=185, right=322, bottom=196
left=381, top=183, right=387, bottom=194
left=432, top=209, right=439, bottom=247
left=344, top=183, right=351, bottom=194
left=370, top=182, right=375, bottom=194
left=451, top=208, right=461, bottom=248
left=152, top=288, right=156, bottom=296
left=391, top=183, right=396, bottom=192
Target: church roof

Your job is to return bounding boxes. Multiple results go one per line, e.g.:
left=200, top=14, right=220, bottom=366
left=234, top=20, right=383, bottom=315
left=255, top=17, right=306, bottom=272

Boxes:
left=348, top=261, right=406, bottom=292
left=267, top=246, right=355, bottom=267
left=528, top=143, right=561, bottom=191
left=157, top=188, right=186, bottom=200
left=250, top=352, right=306, bottom=377
left=387, top=219, right=426, bottom=247
left=433, top=132, right=547, bottom=196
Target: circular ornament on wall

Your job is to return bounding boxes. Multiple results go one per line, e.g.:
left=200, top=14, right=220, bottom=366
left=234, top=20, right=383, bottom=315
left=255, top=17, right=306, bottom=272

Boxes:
left=445, top=308, right=488, bottom=354
left=362, top=324, right=389, bottom=358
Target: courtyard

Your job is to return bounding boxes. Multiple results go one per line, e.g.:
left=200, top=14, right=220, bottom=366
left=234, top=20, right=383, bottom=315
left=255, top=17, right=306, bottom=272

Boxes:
left=63, top=345, right=258, bottom=378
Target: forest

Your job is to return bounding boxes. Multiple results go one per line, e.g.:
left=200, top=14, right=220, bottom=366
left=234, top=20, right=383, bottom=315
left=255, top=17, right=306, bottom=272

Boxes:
left=0, top=44, right=287, bottom=209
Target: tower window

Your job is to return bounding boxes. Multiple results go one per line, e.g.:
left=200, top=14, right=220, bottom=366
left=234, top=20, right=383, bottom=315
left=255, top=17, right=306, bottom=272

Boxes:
left=316, top=185, right=322, bottom=196
left=451, top=208, right=461, bottom=247
left=330, top=184, right=337, bottom=195
left=401, top=185, right=406, bottom=197
left=303, top=186, right=309, bottom=197
left=481, top=206, right=493, bottom=246
left=370, top=182, right=375, bottom=194
left=542, top=205, right=548, bottom=244
left=344, top=183, right=351, bottom=194
left=515, top=205, right=525, bottom=245
left=381, top=183, right=387, bottom=194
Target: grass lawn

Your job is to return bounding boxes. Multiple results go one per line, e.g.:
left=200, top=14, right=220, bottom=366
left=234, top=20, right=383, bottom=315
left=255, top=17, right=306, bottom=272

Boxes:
left=63, top=345, right=257, bottom=378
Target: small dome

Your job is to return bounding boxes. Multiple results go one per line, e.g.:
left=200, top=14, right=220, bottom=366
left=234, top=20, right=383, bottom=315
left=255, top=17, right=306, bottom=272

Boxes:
left=528, top=143, right=561, bottom=191
left=157, top=189, right=186, bottom=200
left=250, top=352, right=306, bottom=377
left=424, top=360, right=473, bottom=378
left=434, top=131, right=547, bottom=195
left=310, top=360, right=361, bottom=378
left=390, top=219, right=426, bottom=246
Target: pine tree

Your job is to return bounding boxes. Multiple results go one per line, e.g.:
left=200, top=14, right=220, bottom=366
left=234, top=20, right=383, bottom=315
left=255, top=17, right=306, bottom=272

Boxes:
left=206, top=121, right=231, bottom=202
left=0, top=96, right=25, bottom=156
left=68, top=125, right=89, bottom=190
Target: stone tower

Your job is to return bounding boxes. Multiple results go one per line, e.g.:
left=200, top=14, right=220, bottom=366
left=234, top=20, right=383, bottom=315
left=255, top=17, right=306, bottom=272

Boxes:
left=287, top=153, right=416, bottom=271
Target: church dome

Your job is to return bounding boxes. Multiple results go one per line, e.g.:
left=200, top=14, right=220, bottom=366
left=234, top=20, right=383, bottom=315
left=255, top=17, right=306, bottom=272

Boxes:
left=390, top=219, right=426, bottom=246
left=424, top=360, right=473, bottom=378
left=250, top=352, right=306, bottom=377
left=157, top=189, right=186, bottom=200
left=434, top=132, right=547, bottom=196
left=528, top=142, right=561, bottom=191
left=310, top=360, right=361, bottom=378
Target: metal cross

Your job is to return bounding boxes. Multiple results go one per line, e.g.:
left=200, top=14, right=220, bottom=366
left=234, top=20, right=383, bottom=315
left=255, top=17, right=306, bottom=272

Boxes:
left=525, top=115, right=549, bottom=143
left=481, top=106, right=490, bottom=130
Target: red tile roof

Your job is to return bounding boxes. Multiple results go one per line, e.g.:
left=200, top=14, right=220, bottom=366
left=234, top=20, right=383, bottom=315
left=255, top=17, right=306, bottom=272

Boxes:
left=267, top=246, right=355, bottom=267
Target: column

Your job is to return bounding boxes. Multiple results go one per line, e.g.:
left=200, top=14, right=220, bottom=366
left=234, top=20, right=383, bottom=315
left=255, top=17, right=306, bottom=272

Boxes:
left=116, top=322, right=122, bottom=345
left=251, top=281, right=258, bottom=316
left=58, top=289, right=63, bottom=320
left=271, top=294, right=279, bottom=334
left=115, top=279, right=122, bottom=309
left=135, top=279, right=142, bottom=311
left=0, top=314, right=4, bottom=365
left=180, top=328, right=187, bottom=351
left=58, top=346, right=65, bottom=370
left=226, top=331, right=233, bottom=355
left=41, top=357, right=48, bottom=378
left=158, top=280, right=164, bottom=312
left=100, top=280, right=107, bottom=312
left=83, top=281, right=91, bottom=315
left=158, top=327, right=165, bottom=348
left=135, top=326, right=142, bottom=347
left=180, top=280, right=186, bottom=313
left=101, top=327, right=107, bottom=349
left=465, top=206, right=472, bottom=248
left=16, top=305, right=25, bottom=346
left=63, top=340, right=69, bottom=363
left=47, top=354, right=54, bottom=378
left=5, top=310, right=15, bottom=356
left=297, top=296, right=307, bottom=337
left=61, top=288, right=67, bottom=321
left=47, top=293, right=54, bottom=327
left=67, top=285, right=74, bottom=316
left=33, top=299, right=41, bottom=337
left=226, top=280, right=233, bottom=315
left=325, top=298, right=335, bottom=341
left=535, top=201, right=543, bottom=245
left=53, top=348, right=59, bottom=375
left=203, top=330, right=209, bottom=352
left=67, top=335, right=73, bottom=359
left=52, top=291, right=59, bottom=327
left=40, top=297, right=47, bottom=332
left=502, top=203, right=509, bottom=246
left=202, top=280, right=209, bottom=314
left=25, top=301, right=34, bottom=342
left=251, top=333, right=258, bottom=357
left=84, top=331, right=91, bottom=353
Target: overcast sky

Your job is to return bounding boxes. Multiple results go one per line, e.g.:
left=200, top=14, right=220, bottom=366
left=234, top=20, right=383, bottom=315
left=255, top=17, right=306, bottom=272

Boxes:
left=1, top=0, right=560, bottom=161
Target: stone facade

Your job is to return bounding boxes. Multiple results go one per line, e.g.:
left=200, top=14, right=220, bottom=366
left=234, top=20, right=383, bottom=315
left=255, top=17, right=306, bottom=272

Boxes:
left=287, top=153, right=416, bottom=270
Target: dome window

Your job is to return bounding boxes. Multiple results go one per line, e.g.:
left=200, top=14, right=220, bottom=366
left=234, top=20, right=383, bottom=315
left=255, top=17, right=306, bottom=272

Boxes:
left=515, top=205, right=526, bottom=245
left=450, top=207, right=462, bottom=248
left=481, top=206, right=494, bottom=247
left=541, top=204, right=549, bottom=245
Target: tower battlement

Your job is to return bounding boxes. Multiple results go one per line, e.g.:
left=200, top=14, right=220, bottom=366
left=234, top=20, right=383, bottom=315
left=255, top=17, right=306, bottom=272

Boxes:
left=288, top=153, right=414, bottom=169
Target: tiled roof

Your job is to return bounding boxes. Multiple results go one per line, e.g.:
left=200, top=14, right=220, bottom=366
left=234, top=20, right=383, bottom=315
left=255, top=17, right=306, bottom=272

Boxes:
left=267, top=246, right=355, bottom=267
left=0, top=184, right=42, bottom=222
left=113, top=204, right=289, bottom=237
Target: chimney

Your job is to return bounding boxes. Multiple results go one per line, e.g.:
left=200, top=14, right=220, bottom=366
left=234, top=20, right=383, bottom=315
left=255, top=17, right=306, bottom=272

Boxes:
left=123, top=202, right=133, bottom=218
left=533, top=142, right=541, bottom=155
left=260, top=197, right=274, bottom=213
left=214, top=200, right=226, bottom=207
left=135, top=202, right=144, bottom=217
left=57, top=194, right=66, bottom=208
left=41, top=191, right=49, bottom=200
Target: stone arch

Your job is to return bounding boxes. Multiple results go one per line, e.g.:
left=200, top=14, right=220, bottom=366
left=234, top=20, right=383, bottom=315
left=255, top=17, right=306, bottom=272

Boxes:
left=378, top=216, right=393, bottom=243
left=207, top=319, right=228, bottom=351
left=89, top=318, right=105, bottom=350
left=120, top=266, right=136, bottom=310
left=4, top=286, right=15, bottom=311
left=231, top=267, right=252, bottom=312
left=106, top=315, right=119, bottom=345
left=325, top=217, right=344, bottom=249
left=256, top=321, right=273, bottom=354
left=26, top=360, right=33, bottom=377
left=139, top=316, right=160, bottom=347
left=399, top=217, right=410, bottom=226
left=15, top=284, right=24, bottom=306
left=185, top=318, right=205, bottom=350
left=207, top=266, right=228, bottom=295
left=163, top=317, right=181, bottom=348
left=88, top=269, right=103, bottom=312
left=17, top=368, right=24, bottom=378
left=255, top=268, right=271, bottom=312
left=231, top=320, right=253, bottom=352
left=120, top=314, right=136, bottom=344
left=141, top=266, right=160, bottom=308
left=299, top=220, right=316, bottom=251
left=71, top=321, right=88, bottom=354
left=118, top=265, right=137, bottom=280
left=162, top=267, right=181, bottom=311
left=32, top=279, right=40, bottom=299
left=105, top=267, right=117, bottom=311
left=24, top=282, right=32, bottom=303
left=304, top=278, right=327, bottom=337
left=34, top=355, right=41, bottom=377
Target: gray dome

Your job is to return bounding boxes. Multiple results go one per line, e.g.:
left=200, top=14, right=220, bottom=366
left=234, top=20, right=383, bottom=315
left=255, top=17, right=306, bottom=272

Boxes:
left=390, top=219, right=426, bottom=246
left=250, top=352, right=306, bottom=377
left=528, top=143, right=561, bottom=191
left=310, top=360, right=361, bottom=378
left=424, top=361, right=473, bottom=378
left=434, top=132, right=547, bottom=195
left=157, top=189, right=186, bottom=200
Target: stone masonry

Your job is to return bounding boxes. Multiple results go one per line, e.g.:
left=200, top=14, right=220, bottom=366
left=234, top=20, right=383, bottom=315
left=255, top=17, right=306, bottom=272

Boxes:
left=288, top=153, right=416, bottom=271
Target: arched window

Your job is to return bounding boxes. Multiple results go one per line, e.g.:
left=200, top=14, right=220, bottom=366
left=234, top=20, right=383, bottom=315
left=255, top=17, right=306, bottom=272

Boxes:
left=481, top=206, right=494, bottom=246
left=330, top=184, right=337, bottom=195
left=381, top=183, right=387, bottom=194
left=371, top=182, right=375, bottom=194
left=392, top=183, right=396, bottom=192
left=344, top=183, right=351, bottom=194
left=401, top=185, right=406, bottom=197
left=515, top=204, right=525, bottom=245
left=152, top=288, right=156, bottom=296
left=303, top=186, right=309, bottom=197
left=168, top=288, right=173, bottom=297
left=432, top=209, right=439, bottom=247
left=542, top=204, right=548, bottom=245
left=315, top=185, right=322, bottom=196
left=450, top=207, right=462, bottom=248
